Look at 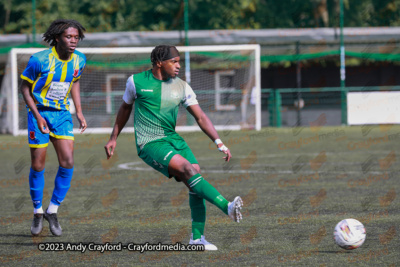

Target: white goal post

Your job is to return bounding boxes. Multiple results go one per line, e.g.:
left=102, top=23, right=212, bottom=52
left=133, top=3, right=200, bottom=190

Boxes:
left=1, top=45, right=261, bottom=136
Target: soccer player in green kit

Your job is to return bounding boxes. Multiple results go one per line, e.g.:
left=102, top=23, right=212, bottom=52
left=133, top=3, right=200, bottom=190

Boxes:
left=104, top=45, right=243, bottom=250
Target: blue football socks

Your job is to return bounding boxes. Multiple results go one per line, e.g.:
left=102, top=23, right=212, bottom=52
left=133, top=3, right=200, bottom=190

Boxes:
left=50, top=166, right=74, bottom=206
left=29, top=168, right=45, bottom=209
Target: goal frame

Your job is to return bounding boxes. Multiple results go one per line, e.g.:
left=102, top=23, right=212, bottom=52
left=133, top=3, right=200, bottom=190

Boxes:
left=9, top=44, right=261, bottom=136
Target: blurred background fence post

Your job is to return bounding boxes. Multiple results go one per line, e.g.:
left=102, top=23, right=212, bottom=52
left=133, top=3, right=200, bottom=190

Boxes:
left=31, top=0, right=36, bottom=44
left=339, top=0, right=347, bottom=125
left=268, top=89, right=281, bottom=128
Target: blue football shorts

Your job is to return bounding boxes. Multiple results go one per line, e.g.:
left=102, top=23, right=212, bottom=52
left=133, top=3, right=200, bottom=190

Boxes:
left=27, top=108, right=74, bottom=148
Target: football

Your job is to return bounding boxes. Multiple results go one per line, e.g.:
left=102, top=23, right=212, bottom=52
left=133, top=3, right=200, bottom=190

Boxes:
left=334, top=219, right=366, bottom=250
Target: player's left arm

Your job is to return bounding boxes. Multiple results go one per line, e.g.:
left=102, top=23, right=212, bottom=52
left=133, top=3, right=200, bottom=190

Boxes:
left=187, top=104, right=231, bottom=162
left=70, top=81, right=87, bottom=133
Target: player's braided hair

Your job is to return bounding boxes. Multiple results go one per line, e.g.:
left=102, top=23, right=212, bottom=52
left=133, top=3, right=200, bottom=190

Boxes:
left=43, top=19, right=86, bottom=46
left=151, top=45, right=177, bottom=66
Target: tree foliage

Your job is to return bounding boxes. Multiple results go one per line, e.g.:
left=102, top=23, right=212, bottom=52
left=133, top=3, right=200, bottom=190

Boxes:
left=1, top=0, right=400, bottom=34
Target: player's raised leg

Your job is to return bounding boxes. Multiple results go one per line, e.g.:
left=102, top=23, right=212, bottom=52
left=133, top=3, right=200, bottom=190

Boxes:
left=169, top=155, right=243, bottom=222
left=44, top=137, right=74, bottom=236
left=170, top=157, right=242, bottom=250
left=29, top=147, right=47, bottom=236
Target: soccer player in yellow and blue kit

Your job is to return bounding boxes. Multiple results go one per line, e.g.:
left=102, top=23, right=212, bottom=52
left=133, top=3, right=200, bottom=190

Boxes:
left=20, top=19, right=87, bottom=236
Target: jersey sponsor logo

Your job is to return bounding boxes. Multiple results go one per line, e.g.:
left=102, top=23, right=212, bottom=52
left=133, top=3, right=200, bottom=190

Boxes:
left=46, top=82, right=70, bottom=100
left=68, top=131, right=73, bottom=134
left=164, top=151, right=173, bottom=160
left=49, top=71, right=56, bottom=74
left=141, top=89, right=153, bottom=92
left=29, top=131, right=35, bottom=140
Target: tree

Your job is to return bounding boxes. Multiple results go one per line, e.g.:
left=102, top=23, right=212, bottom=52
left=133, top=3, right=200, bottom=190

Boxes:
left=1, top=0, right=400, bottom=35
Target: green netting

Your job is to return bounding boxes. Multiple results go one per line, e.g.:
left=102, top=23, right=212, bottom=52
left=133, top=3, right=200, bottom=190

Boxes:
left=345, top=51, right=400, bottom=61
left=193, top=51, right=253, bottom=61
left=261, top=50, right=340, bottom=62
left=262, top=50, right=400, bottom=63
left=85, top=50, right=400, bottom=68
left=0, top=43, right=46, bottom=54
left=3, top=45, right=400, bottom=68
left=87, top=58, right=151, bottom=68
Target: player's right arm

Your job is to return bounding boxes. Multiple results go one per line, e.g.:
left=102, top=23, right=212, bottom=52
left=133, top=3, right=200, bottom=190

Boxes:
left=104, top=101, right=133, bottom=159
left=20, top=80, right=50, bottom=134
left=20, top=55, right=49, bottom=134
left=104, top=75, right=136, bottom=159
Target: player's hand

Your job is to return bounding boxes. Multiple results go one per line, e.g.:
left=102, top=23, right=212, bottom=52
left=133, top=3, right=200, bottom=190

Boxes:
left=76, top=112, right=87, bottom=133
left=37, top=116, right=50, bottom=134
left=104, top=139, right=116, bottom=160
left=217, top=143, right=232, bottom=162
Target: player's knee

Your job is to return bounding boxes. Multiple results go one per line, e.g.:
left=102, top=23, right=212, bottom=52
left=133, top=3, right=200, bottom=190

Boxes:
left=31, top=163, right=45, bottom=172
left=31, top=158, right=45, bottom=172
left=178, top=162, right=198, bottom=180
left=193, top=165, right=201, bottom=173
left=60, top=158, right=74, bottom=169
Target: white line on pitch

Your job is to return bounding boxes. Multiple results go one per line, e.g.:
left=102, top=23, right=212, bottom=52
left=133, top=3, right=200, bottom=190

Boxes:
left=117, top=162, right=395, bottom=175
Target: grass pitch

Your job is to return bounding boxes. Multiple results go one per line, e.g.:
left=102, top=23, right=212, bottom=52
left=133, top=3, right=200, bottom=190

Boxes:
left=0, top=125, right=399, bottom=266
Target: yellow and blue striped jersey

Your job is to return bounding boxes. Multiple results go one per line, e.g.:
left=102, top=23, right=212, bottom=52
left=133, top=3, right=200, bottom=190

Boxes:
left=21, top=46, right=86, bottom=111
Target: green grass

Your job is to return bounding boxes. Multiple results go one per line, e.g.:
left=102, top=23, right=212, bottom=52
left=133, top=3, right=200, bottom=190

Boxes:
left=0, top=126, right=399, bottom=266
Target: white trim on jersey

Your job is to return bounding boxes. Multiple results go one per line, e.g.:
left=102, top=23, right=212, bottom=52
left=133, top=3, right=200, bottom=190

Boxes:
left=123, top=75, right=137, bottom=104
left=182, top=83, right=199, bottom=108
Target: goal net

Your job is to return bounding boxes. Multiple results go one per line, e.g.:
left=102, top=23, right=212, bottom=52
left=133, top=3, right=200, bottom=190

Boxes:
left=0, top=45, right=261, bottom=135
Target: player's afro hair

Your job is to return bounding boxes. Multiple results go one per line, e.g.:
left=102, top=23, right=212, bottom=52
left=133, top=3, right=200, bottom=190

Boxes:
left=43, top=19, right=86, bottom=46
left=151, top=45, right=179, bottom=66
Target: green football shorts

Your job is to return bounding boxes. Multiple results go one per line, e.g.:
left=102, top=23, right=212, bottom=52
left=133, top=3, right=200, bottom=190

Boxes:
left=138, top=134, right=198, bottom=178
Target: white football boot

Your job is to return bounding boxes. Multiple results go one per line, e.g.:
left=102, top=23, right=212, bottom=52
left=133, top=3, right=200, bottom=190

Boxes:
left=228, top=196, right=243, bottom=223
left=189, top=234, right=218, bottom=251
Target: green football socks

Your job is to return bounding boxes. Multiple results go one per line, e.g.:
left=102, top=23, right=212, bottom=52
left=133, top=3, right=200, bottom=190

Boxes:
left=189, top=192, right=206, bottom=240
left=187, top=174, right=229, bottom=215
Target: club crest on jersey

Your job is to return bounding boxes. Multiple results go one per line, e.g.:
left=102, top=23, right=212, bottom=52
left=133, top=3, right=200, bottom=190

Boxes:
left=29, top=131, right=35, bottom=140
left=171, top=92, right=180, bottom=99
left=73, top=69, right=79, bottom=77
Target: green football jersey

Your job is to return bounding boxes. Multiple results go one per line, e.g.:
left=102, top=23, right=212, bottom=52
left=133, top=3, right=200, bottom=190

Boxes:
left=123, top=70, right=198, bottom=150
